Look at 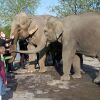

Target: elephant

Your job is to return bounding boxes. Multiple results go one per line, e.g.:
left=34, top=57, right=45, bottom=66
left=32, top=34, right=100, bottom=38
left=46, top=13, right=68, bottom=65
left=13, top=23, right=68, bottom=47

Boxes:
left=9, top=12, right=49, bottom=73
left=16, top=12, right=100, bottom=83
left=43, top=12, right=100, bottom=83
left=11, top=12, right=83, bottom=79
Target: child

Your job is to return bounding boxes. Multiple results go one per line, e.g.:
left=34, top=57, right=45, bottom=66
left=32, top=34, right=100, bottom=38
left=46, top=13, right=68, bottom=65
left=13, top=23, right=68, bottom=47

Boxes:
left=0, top=32, right=14, bottom=72
left=0, top=46, right=7, bottom=100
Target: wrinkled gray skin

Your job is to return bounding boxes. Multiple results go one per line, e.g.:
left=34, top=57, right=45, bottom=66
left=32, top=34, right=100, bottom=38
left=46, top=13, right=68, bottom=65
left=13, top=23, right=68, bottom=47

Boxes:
left=10, top=13, right=50, bottom=72
left=11, top=13, right=81, bottom=78
left=44, top=12, right=100, bottom=83
left=10, top=12, right=82, bottom=76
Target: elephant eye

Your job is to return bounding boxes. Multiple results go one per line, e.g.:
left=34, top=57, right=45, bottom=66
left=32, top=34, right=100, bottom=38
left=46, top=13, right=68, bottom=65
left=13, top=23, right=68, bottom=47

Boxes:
left=44, top=30, right=47, bottom=33
left=44, top=27, right=48, bottom=32
left=21, top=21, right=25, bottom=25
left=18, top=28, right=20, bottom=31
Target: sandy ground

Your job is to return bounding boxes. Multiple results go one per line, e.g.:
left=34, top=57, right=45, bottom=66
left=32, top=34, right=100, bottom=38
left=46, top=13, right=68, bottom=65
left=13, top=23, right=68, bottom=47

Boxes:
left=2, top=56, right=100, bottom=100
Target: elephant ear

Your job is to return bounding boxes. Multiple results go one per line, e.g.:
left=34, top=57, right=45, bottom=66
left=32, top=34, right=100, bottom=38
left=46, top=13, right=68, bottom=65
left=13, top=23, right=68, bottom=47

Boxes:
left=54, top=20, right=63, bottom=39
left=28, top=24, right=38, bottom=35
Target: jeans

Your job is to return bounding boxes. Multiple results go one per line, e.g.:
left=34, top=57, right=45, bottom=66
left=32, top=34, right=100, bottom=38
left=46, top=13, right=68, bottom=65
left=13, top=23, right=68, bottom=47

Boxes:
left=0, top=77, right=5, bottom=95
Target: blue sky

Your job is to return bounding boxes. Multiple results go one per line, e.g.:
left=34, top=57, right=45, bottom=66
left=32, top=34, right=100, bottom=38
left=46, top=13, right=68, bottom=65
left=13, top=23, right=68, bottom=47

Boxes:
left=36, top=0, right=58, bottom=15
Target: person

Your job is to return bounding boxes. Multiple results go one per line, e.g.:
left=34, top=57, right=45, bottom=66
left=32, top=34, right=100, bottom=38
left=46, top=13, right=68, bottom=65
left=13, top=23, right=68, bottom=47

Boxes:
left=0, top=32, right=6, bottom=47
left=19, top=39, right=29, bottom=68
left=0, top=46, right=7, bottom=100
left=0, top=32, right=14, bottom=72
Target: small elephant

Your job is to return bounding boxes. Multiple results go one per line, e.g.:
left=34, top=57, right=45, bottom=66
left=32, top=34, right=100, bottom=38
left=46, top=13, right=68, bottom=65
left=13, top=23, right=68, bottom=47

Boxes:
left=44, top=12, right=100, bottom=83
left=12, top=13, right=83, bottom=78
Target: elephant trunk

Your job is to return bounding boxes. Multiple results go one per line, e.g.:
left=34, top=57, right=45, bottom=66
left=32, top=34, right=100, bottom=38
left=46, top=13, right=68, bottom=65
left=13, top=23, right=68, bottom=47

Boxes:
left=9, top=32, right=18, bottom=63
left=15, top=41, right=46, bottom=54
left=15, top=35, right=47, bottom=54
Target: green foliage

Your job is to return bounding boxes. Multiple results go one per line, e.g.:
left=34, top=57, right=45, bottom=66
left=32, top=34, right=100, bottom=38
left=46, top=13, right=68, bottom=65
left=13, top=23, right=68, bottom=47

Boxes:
left=50, top=0, right=100, bottom=16
left=0, top=0, right=40, bottom=37
left=0, top=26, right=11, bottom=37
left=0, top=0, right=40, bottom=25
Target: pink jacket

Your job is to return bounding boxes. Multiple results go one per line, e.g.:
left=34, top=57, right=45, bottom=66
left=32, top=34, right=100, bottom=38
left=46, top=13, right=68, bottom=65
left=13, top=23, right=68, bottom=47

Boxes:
left=0, top=61, right=6, bottom=83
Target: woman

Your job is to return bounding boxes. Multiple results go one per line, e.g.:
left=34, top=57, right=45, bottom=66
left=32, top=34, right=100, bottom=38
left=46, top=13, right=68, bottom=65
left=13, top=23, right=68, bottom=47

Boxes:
left=0, top=46, right=7, bottom=100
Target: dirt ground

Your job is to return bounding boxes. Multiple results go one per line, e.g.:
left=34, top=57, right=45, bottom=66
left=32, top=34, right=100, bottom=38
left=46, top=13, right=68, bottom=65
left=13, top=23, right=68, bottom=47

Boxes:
left=2, top=56, right=100, bottom=100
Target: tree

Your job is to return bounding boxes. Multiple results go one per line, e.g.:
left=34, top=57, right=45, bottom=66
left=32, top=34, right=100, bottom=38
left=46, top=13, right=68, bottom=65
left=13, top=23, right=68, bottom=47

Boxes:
left=0, top=0, right=40, bottom=36
left=50, top=0, right=100, bottom=17
left=0, top=0, right=40, bottom=25
left=0, top=26, right=11, bottom=37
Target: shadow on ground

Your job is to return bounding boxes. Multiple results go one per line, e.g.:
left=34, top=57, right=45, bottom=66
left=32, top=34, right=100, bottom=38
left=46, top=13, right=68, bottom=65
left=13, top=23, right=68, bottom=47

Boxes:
left=2, top=72, right=18, bottom=100
left=3, top=61, right=100, bottom=100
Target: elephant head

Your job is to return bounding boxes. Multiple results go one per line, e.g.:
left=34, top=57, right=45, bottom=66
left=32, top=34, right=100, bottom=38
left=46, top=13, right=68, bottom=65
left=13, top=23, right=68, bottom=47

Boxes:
left=44, top=17, right=63, bottom=43
left=17, top=17, right=64, bottom=54
left=9, top=13, right=48, bottom=62
left=9, top=12, right=39, bottom=62
left=10, top=12, right=32, bottom=40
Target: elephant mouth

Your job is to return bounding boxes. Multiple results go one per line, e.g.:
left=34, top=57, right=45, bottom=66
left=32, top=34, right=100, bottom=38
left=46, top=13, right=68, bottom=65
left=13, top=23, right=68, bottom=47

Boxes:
left=18, top=35, right=28, bottom=40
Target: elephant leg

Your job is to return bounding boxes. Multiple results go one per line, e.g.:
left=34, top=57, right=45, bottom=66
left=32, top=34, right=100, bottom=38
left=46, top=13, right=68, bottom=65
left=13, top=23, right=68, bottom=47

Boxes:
left=94, top=57, right=100, bottom=83
left=26, top=44, right=36, bottom=73
left=72, top=54, right=82, bottom=79
left=26, top=53, right=36, bottom=73
left=61, top=43, right=76, bottom=81
left=39, top=54, right=47, bottom=72
left=94, top=70, right=100, bottom=83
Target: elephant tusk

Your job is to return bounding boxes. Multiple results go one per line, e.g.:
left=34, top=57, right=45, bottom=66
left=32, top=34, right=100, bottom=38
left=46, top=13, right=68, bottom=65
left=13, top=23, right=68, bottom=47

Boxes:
left=28, top=25, right=38, bottom=35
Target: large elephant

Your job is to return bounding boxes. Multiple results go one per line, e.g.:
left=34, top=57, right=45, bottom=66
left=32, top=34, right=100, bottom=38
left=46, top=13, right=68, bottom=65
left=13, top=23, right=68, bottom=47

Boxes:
left=11, top=12, right=83, bottom=79
left=44, top=12, right=100, bottom=83
left=15, top=12, right=99, bottom=83
left=10, top=12, right=49, bottom=72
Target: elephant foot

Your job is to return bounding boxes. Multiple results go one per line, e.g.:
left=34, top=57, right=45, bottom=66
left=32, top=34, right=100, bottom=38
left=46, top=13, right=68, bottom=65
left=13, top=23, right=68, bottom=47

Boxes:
left=26, top=65, right=36, bottom=73
left=27, top=68, right=36, bottom=73
left=15, top=68, right=28, bottom=74
left=24, top=62, right=30, bottom=69
left=72, top=74, right=82, bottom=79
left=26, top=69, right=36, bottom=73
left=94, top=76, right=100, bottom=83
left=61, top=75, right=70, bottom=81
left=39, top=67, right=47, bottom=73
